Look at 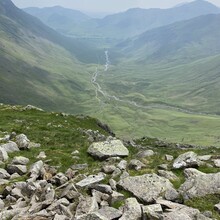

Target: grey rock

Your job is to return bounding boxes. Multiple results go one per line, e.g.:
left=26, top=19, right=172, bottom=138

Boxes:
left=76, top=173, right=105, bottom=188
left=0, top=168, right=10, bottom=179
left=72, top=150, right=80, bottom=155
left=213, top=159, right=220, bottom=168
left=47, top=198, right=70, bottom=212
left=0, top=179, right=9, bottom=185
left=158, top=164, right=168, bottom=170
left=7, top=164, right=27, bottom=175
left=128, top=159, right=146, bottom=171
left=119, top=198, right=142, bottom=220
left=118, top=174, right=179, bottom=203
left=173, top=151, right=200, bottom=169
left=10, top=173, right=21, bottom=180
left=142, top=204, right=163, bottom=220
left=0, top=199, right=4, bottom=210
left=52, top=172, right=68, bottom=186
left=29, top=160, right=44, bottom=181
left=0, top=147, right=8, bottom=161
left=88, top=140, right=129, bottom=159
left=156, top=199, right=200, bottom=220
left=179, top=168, right=220, bottom=200
left=16, top=134, right=30, bottom=149
left=92, top=190, right=110, bottom=204
left=109, top=179, right=117, bottom=191
left=12, top=156, right=29, bottom=165
left=96, top=206, right=122, bottom=219
left=136, top=149, right=155, bottom=158
left=28, top=142, right=41, bottom=148
left=0, top=208, right=29, bottom=220
left=102, top=165, right=116, bottom=174
left=54, top=214, right=68, bottom=220
left=61, top=183, right=79, bottom=200
left=214, top=203, right=220, bottom=213
left=109, top=191, right=125, bottom=205
left=117, top=160, right=128, bottom=170
left=86, top=212, right=108, bottom=220
left=1, top=141, right=19, bottom=153
left=75, top=196, right=99, bottom=219
left=90, top=184, right=113, bottom=195
left=198, top=155, right=212, bottom=161
left=158, top=170, right=178, bottom=181
left=111, top=168, right=122, bottom=178
left=37, top=151, right=47, bottom=159
left=24, top=105, right=43, bottom=111
left=165, top=154, right=174, bottom=161
left=65, top=168, right=78, bottom=179
left=120, top=171, right=130, bottom=180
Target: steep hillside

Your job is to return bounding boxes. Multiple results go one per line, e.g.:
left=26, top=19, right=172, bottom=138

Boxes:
left=117, top=14, right=220, bottom=62
left=24, top=0, right=220, bottom=39
left=0, top=0, right=99, bottom=112
left=24, top=6, right=92, bottom=36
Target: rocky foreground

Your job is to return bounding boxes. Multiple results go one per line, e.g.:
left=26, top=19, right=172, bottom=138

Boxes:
left=0, top=104, right=220, bottom=219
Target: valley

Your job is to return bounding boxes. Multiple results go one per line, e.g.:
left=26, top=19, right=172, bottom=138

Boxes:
left=1, top=0, right=220, bottom=146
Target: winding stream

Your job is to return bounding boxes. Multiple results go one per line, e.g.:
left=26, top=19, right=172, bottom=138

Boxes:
left=91, top=51, right=217, bottom=117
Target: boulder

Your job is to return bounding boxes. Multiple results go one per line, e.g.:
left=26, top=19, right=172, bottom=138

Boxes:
left=51, top=172, right=68, bottom=186
left=102, top=165, right=116, bottom=174
left=0, top=168, right=10, bottom=179
left=117, top=160, right=128, bottom=170
left=157, top=170, right=178, bottom=181
left=156, top=199, right=201, bottom=220
left=28, top=160, right=44, bottom=181
left=109, top=191, right=125, bottom=205
left=0, top=147, right=8, bottom=161
left=37, top=151, right=47, bottom=159
left=119, top=198, right=142, bottom=220
left=213, top=159, right=220, bottom=168
left=12, top=156, right=29, bottom=165
left=16, top=134, right=30, bottom=149
left=179, top=168, right=220, bottom=200
left=75, top=196, right=99, bottom=219
left=76, top=173, right=106, bottom=188
left=1, top=141, right=19, bottom=153
left=96, top=206, right=122, bottom=219
left=173, top=151, right=200, bottom=169
left=118, top=174, right=179, bottom=203
left=214, top=203, right=220, bottom=214
left=142, top=204, right=163, bottom=220
left=90, top=184, right=113, bottom=195
left=7, top=164, right=27, bottom=175
left=136, top=149, right=155, bottom=158
left=128, top=159, right=146, bottom=171
left=88, top=140, right=129, bottom=159
left=165, top=154, right=174, bottom=161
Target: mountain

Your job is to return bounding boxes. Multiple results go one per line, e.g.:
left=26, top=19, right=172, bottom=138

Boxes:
left=117, top=14, right=220, bottom=62
left=24, top=0, right=220, bottom=39
left=0, top=0, right=99, bottom=112
left=24, top=6, right=91, bottom=35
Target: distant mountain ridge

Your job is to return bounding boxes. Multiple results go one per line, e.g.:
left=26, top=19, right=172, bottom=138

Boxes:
left=24, top=0, right=220, bottom=39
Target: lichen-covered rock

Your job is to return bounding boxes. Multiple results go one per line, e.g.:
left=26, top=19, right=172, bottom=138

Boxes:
left=179, top=168, right=220, bottom=200
left=7, top=164, right=27, bottom=175
left=173, top=151, right=200, bottom=169
left=119, top=198, right=141, bottom=220
left=0, top=168, right=10, bottom=179
left=1, top=141, right=19, bottom=153
left=76, top=173, right=106, bottom=188
left=96, top=206, right=122, bottom=220
left=16, top=134, right=30, bottom=149
left=118, top=174, right=179, bottom=203
left=12, top=156, right=29, bottom=165
left=88, top=140, right=129, bottom=159
left=0, top=147, right=8, bottom=161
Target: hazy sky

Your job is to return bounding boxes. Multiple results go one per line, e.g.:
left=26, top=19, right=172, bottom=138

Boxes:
left=12, top=0, right=220, bottom=13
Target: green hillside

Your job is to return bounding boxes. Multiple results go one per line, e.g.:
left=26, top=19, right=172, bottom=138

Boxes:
left=0, top=0, right=100, bottom=113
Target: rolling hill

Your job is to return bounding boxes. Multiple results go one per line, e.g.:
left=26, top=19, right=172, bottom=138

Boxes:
left=24, top=0, right=220, bottom=39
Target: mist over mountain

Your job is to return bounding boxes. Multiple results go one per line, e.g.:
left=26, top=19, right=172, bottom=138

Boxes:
left=24, top=0, right=220, bottom=39
left=117, top=13, right=220, bottom=62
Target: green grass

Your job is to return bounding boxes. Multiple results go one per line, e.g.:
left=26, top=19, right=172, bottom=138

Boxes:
left=0, top=105, right=109, bottom=173
left=185, top=195, right=220, bottom=219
